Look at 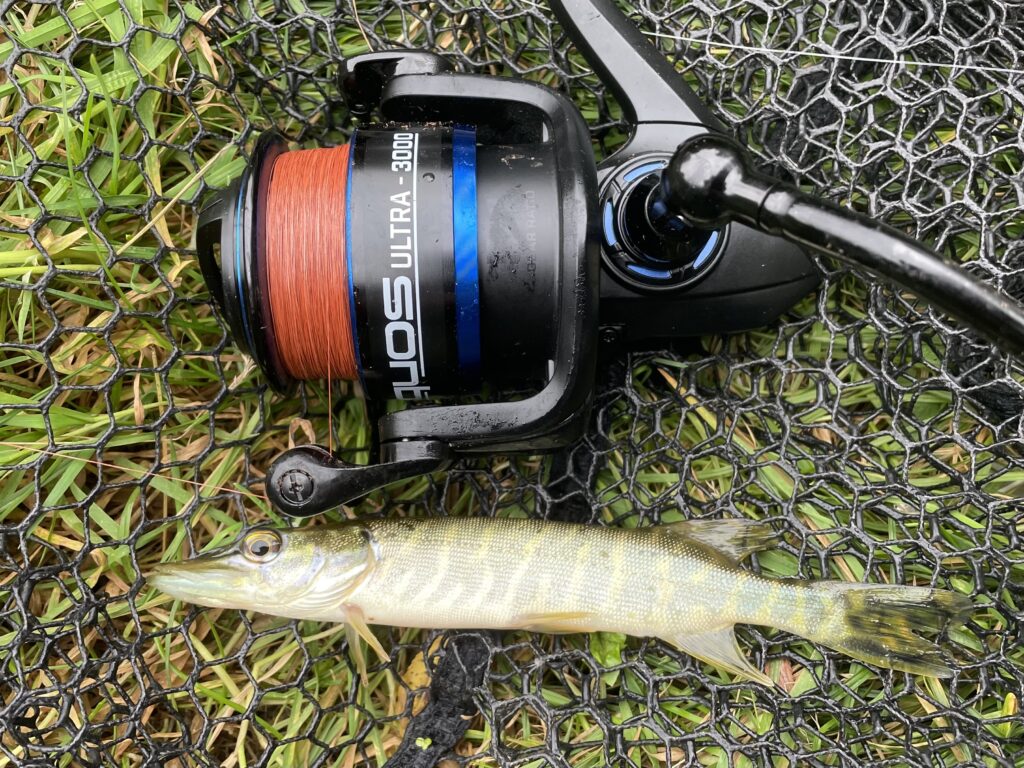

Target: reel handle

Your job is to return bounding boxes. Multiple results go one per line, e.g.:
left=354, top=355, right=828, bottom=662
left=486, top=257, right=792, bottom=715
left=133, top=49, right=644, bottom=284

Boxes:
left=654, top=134, right=1024, bottom=355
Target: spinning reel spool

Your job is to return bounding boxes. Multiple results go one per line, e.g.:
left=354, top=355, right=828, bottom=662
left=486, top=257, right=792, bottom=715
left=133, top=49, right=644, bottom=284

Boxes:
left=194, top=0, right=1024, bottom=518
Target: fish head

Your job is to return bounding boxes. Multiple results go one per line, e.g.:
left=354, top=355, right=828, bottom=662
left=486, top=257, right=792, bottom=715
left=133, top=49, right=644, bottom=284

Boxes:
left=147, top=524, right=377, bottom=621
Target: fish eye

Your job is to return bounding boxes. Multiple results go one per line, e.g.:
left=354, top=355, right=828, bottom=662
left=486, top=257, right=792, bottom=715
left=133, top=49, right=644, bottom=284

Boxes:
left=241, top=529, right=282, bottom=562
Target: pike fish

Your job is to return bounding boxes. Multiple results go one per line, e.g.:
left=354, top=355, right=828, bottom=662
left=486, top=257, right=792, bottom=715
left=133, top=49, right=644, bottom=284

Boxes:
left=148, top=517, right=971, bottom=686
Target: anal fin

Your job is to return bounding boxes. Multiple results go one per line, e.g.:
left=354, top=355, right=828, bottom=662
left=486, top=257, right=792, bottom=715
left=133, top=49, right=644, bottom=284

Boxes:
left=667, top=626, right=776, bottom=688
left=345, top=606, right=390, bottom=684
left=514, top=611, right=600, bottom=633
left=663, top=519, right=778, bottom=563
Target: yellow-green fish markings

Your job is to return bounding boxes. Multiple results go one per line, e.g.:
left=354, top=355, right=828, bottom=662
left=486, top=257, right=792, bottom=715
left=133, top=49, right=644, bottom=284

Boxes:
left=148, top=518, right=971, bottom=686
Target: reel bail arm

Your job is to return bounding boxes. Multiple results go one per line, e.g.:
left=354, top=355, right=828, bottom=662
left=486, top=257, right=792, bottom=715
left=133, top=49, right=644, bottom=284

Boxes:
left=267, top=443, right=453, bottom=517
left=339, top=50, right=452, bottom=120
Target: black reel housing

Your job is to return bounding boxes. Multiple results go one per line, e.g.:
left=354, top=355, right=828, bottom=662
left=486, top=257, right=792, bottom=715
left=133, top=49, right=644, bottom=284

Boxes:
left=194, top=132, right=286, bottom=388
left=195, top=0, right=820, bottom=517
left=348, top=125, right=561, bottom=399
left=195, top=124, right=563, bottom=399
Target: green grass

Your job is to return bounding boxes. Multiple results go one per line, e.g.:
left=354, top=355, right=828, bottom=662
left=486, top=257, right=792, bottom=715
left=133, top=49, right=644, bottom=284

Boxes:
left=2, top=1, right=1023, bottom=767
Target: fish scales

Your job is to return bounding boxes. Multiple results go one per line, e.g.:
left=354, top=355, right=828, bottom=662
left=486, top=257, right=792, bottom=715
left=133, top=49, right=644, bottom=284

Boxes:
left=149, top=516, right=972, bottom=686
left=359, top=517, right=780, bottom=637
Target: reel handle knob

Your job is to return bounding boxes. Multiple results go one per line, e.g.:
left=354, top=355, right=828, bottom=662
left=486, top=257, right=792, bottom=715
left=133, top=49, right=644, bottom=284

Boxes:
left=655, top=134, right=771, bottom=230
left=267, top=443, right=453, bottom=517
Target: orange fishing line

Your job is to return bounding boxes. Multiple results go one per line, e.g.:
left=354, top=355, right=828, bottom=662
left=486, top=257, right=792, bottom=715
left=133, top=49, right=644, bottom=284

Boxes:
left=264, top=145, right=358, bottom=381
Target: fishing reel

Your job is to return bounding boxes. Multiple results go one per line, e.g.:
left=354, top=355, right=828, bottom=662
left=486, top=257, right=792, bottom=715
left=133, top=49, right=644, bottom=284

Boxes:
left=194, top=0, right=1024, bottom=518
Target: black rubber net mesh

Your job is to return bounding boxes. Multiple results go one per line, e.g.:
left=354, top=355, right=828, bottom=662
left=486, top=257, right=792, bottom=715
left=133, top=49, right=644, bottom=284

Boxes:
left=2, top=0, right=1023, bottom=766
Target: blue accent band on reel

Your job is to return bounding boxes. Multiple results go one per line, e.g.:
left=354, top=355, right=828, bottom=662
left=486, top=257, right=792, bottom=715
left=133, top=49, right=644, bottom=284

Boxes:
left=234, top=171, right=256, bottom=353
left=693, top=230, right=720, bottom=269
left=344, top=132, right=366, bottom=389
left=603, top=201, right=617, bottom=247
left=452, top=127, right=481, bottom=381
left=627, top=264, right=673, bottom=280
left=623, top=160, right=667, bottom=183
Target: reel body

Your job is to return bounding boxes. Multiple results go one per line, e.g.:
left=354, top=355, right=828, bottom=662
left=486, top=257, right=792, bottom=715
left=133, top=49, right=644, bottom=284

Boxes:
left=197, top=0, right=1023, bottom=517
left=198, top=53, right=604, bottom=515
left=196, top=0, right=818, bottom=516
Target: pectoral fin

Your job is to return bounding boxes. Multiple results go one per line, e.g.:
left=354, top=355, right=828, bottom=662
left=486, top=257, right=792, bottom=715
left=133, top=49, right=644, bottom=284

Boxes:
left=345, top=606, right=390, bottom=684
left=663, top=519, right=778, bottom=563
left=667, top=626, right=776, bottom=688
left=344, top=623, right=370, bottom=685
left=515, top=611, right=600, bottom=633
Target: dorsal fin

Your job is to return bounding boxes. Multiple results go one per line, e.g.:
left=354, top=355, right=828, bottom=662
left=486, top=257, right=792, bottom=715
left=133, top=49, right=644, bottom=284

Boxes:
left=661, top=519, right=778, bottom=563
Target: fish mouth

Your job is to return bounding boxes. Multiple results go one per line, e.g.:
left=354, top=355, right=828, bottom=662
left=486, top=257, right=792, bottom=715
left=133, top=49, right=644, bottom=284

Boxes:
left=146, top=558, right=250, bottom=610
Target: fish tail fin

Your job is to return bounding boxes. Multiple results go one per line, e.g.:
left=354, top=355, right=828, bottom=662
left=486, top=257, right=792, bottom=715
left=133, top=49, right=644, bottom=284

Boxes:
left=801, top=583, right=972, bottom=677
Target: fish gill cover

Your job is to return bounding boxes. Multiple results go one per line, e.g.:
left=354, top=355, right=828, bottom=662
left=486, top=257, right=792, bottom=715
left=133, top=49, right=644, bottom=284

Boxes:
left=0, top=1, right=1022, bottom=766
